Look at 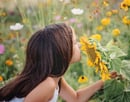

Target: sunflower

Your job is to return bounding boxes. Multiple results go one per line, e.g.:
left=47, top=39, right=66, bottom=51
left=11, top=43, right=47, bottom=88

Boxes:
left=101, top=72, right=111, bottom=81
left=80, top=36, right=110, bottom=81
left=124, top=0, right=130, bottom=6
left=103, top=1, right=109, bottom=7
left=120, top=2, right=128, bottom=11
left=87, top=58, right=95, bottom=67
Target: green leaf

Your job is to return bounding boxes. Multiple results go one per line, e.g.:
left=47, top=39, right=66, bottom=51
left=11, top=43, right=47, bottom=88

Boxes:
left=104, top=79, right=124, bottom=101
left=110, top=51, right=126, bottom=59
left=120, top=60, right=130, bottom=81
left=110, top=58, right=122, bottom=73
left=106, top=45, right=126, bottom=59
left=110, top=91, right=130, bottom=102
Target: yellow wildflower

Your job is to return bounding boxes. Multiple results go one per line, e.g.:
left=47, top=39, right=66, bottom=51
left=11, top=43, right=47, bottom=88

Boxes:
left=0, top=12, right=6, bottom=17
left=22, top=18, right=29, bottom=24
left=103, top=1, right=109, bottom=7
left=88, top=15, right=93, bottom=21
left=5, top=59, right=13, bottom=66
left=96, top=25, right=104, bottom=31
left=124, top=0, right=130, bottom=6
left=111, top=10, right=118, bottom=14
left=2, top=12, right=6, bottom=16
left=106, top=11, right=112, bottom=17
left=122, top=16, right=128, bottom=24
left=112, top=29, right=120, bottom=37
left=38, top=2, right=45, bottom=8
left=129, top=21, right=130, bottom=25
left=122, top=16, right=130, bottom=25
left=78, top=75, right=88, bottom=83
left=8, top=33, right=16, bottom=39
left=90, top=34, right=102, bottom=42
left=10, top=47, right=16, bottom=53
left=120, top=2, right=128, bottom=11
left=91, top=2, right=97, bottom=7
left=0, top=76, right=3, bottom=81
left=46, top=0, right=52, bottom=5
left=101, top=18, right=111, bottom=26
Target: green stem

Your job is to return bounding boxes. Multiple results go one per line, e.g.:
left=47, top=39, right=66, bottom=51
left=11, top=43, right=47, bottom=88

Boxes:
left=16, top=31, right=20, bottom=48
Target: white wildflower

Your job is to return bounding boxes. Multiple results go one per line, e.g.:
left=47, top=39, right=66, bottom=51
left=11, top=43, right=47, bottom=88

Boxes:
left=71, top=8, right=84, bottom=15
left=59, top=0, right=70, bottom=3
left=10, top=23, right=24, bottom=31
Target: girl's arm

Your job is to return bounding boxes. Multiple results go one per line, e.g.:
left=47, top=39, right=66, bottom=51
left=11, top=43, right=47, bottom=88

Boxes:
left=59, top=78, right=103, bottom=102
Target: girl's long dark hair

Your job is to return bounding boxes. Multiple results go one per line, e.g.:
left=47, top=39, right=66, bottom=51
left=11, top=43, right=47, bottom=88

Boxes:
left=0, top=23, right=73, bottom=101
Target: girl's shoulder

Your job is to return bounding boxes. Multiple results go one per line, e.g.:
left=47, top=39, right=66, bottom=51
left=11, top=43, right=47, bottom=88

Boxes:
left=36, top=77, right=57, bottom=93
left=24, top=77, right=58, bottom=101
left=43, top=77, right=57, bottom=89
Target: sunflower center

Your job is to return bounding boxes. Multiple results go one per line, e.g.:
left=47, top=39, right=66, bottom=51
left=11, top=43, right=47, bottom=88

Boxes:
left=123, top=4, right=127, bottom=7
left=81, top=76, right=84, bottom=79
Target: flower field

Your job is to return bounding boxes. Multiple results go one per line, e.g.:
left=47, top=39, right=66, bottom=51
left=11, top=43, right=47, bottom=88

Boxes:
left=0, top=0, right=130, bottom=101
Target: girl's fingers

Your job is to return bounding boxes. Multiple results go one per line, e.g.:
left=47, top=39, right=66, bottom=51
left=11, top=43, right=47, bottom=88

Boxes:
left=110, top=71, right=118, bottom=78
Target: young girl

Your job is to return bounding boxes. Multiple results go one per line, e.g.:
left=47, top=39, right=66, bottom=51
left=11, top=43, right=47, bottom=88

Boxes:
left=0, top=23, right=114, bottom=102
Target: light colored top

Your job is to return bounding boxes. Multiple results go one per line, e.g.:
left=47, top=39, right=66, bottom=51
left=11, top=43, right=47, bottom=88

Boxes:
left=49, top=87, right=59, bottom=102
left=7, top=87, right=59, bottom=102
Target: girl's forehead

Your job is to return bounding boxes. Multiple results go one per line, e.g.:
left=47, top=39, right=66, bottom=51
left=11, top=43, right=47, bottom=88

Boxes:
left=69, top=26, right=76, bottom=42
left=71, top=28, right=76, bottom=39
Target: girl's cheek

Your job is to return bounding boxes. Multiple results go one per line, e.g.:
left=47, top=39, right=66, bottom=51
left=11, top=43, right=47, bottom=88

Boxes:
left=77, top=42, right=81, bottom=48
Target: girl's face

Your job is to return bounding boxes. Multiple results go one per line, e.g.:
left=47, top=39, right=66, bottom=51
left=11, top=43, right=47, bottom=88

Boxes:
left=70, top=28, right=81, bottom=64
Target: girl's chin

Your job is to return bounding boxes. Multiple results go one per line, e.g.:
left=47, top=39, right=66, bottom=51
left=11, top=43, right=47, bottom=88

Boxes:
left=70, top=57, right=81, bottom=64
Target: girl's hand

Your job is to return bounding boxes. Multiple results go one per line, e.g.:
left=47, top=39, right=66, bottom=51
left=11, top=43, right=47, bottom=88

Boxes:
left=110, top=71, right=124, bottom=80
left=110, top=71, right=118, bottom=79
